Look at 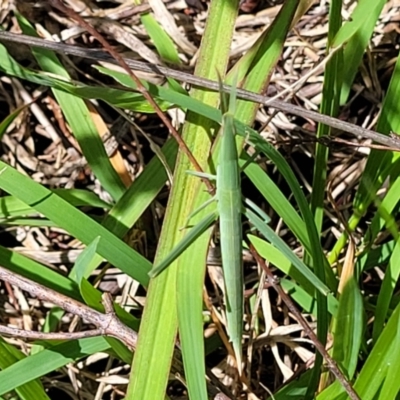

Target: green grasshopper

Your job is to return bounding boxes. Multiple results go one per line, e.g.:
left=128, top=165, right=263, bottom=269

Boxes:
left=149, top=77, right=271, bottom=373
left=148, top=78, right=334, bottom=378
left=214, top=78, right=244, bottom=371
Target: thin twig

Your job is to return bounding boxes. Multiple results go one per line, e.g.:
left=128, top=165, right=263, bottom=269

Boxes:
left=0, top=266, right=137, bottom=350
left=47, top=0, right=214, bottom=193
left=248, top=244, right=361, bottom=400
left=0, top=325, right=103, bottom=341
left=0, top=267, right=231, bottom=397
left=0, top=31, right=399, bottom=150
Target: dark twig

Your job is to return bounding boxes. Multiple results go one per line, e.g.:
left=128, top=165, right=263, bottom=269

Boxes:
left=248, top=244, right=361, bottom=400
left=47, top=0, right=214, bottom=192
left=0, top=266, right=137, bottom=349
left=0, top=31, right=399, bottom=150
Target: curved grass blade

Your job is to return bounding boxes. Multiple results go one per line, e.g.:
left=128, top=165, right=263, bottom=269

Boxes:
left=0, top=44, right=170, bottom=114
left=17, top=14, right=126, bottom=201
left=0, top=101, right=31, bottom=140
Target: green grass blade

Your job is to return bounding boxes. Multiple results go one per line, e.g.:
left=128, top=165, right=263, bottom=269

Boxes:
left=329, top=51, right=400, bottom=265
left=227, top=0, right=300, bottom=118
left=0, top=246, right=80, bottom=299
left=0, top=338, right=50, bottom=400
left=174, top=214, right=213, bottom=400
left=103, top=138, right=177, bottom=232
left=71, top=138, right=178, bottom=301
left=141, top=12, right=181, bottom=65
left=0, top=47, right=216, bottom=128
left=246, top=212, right=330, bottom=296
left=0, top=161, right=151, bottom=286
left=149, top=211, right=217, bottom=277
left=352, top=169, right=400, bottom=340
left=0, top=189, right=111, bottom=218
left=0, top=338, right=110, bottom=396
left=331, top=277, right=364, bottom=379
left=310, top=0, right=342, bottom=235
left=30, top=308, right=65, bottom=356
left=372, top=240, right=400, bottom=341
left=334, top=0, right=387, bottom=104
left=0, top=102, right=31, bottom=140
left=273, top=369, right=313, bottom=400
left=239, top=125, right=337, bottom=290
left=317, top=300, right=400, bottom=400
left=332, top=0, right=386, bottom=48
left=306, top=1, right=342, bottom=394
left=0, top=217, right=93, bottom=228
left=69, top=237, right=101, bottom=283
left=0, top=43, right=170, bottom=113
left=95, top=65, right=219, bottom=118
left=126, top=1, right=240, bottom=398
left=249, top=235, right=339, bottom=314
left=241, top=158, right=310, bottom=252
left=16, top=14, right=126, bottom=201
left=353, top=300, right=400, bottom=399
left=378, top=317, right=400, bottom=400
left=227, top=0, right=299, bottom=89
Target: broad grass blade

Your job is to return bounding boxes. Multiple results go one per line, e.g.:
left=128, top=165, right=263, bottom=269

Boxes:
left=127, top=1, right=241, bottom=398
left=0, top=338, right=50, bottom=400
left=0, top=162, right=152, bottom=286
left=331, top=277, right=364, bottom=379
left=0, top=338, right=110, bottom=396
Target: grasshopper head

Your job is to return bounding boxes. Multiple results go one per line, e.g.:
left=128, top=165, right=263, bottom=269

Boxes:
left=217, top=70, right=238, bottom=116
